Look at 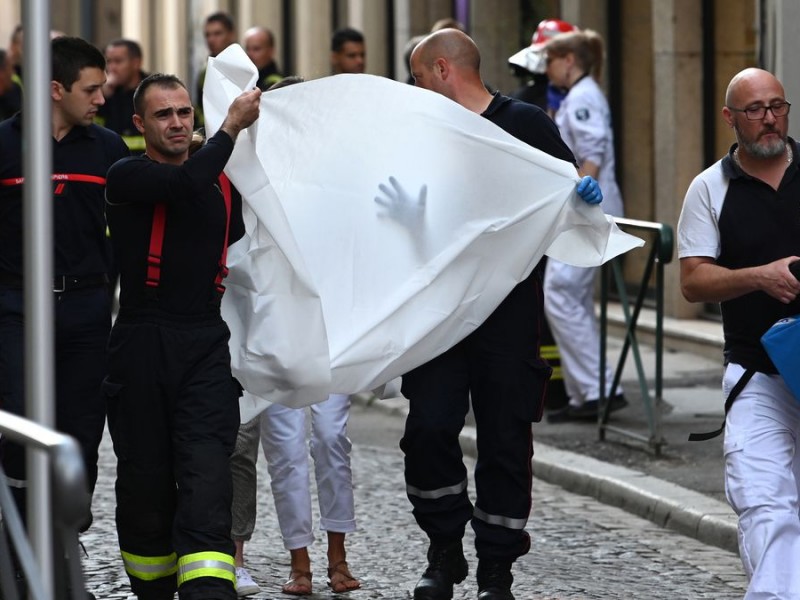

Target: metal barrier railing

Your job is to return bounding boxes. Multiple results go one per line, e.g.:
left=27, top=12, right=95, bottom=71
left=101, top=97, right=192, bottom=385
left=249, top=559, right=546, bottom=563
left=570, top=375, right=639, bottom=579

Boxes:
left=598, top=217, right=674, bottom=455
left=0, top=410, right=91, bottom=599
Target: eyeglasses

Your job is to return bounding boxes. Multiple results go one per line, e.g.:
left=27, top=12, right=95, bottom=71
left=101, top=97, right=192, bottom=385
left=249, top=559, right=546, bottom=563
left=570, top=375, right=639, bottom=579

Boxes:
left=727, top=101, right=791, bottom=120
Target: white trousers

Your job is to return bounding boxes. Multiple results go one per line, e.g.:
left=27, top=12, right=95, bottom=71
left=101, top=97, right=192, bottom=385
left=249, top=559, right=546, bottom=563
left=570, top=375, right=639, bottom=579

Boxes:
left=260, top=393, right=356, bottom=550
left=724, top=363, right=800, bottom=599
left=543, top=259, right=617, bottom=405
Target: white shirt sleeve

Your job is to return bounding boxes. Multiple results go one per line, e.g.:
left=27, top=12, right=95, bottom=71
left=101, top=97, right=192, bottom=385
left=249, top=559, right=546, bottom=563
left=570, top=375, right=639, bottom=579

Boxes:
left=558, top=83, right=609, bottom=168
left=677, top=162, right=728, bottom=260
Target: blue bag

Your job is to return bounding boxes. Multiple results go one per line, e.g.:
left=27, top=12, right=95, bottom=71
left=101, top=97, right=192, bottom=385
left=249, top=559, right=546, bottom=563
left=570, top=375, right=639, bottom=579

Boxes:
left=761, top=315, right=800, bottom=403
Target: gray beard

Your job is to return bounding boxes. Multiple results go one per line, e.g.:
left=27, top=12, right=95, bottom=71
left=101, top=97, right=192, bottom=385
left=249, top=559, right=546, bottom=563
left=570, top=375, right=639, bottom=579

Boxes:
left=738, top=132, right=787, bottom=159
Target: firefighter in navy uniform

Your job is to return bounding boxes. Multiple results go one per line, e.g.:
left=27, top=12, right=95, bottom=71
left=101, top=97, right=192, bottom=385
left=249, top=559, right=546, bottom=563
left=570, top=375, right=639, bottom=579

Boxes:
left=404, top=30, right=602, bottom=600
left=95, top=39, right=147, bottom=153
left=0, top=36, right=128, bottom=534
left=104, top=74, right=260, bottom=599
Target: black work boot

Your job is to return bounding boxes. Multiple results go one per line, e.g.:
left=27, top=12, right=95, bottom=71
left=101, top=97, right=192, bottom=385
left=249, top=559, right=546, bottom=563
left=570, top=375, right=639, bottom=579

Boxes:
left=413, top=540, right=469, bottom=600
left=476, top=560, right=514, bottom=600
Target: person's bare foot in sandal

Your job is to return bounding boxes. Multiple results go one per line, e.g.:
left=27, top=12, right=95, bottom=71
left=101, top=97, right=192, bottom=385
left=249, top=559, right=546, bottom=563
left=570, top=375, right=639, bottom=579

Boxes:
left=327, top=532, right=361, bottom=593
left=282, top=547, right=312, bottom=596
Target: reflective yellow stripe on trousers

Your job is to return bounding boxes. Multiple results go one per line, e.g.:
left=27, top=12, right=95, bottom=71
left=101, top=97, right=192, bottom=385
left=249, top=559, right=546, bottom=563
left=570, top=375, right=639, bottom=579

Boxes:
left=177, top=551, right=236, bottom=585
left=121, top=551, right=178, bottom=581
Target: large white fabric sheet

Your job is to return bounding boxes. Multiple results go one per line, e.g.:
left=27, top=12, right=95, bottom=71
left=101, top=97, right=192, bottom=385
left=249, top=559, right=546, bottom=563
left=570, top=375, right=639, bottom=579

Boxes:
left=203, top=45, right=642, bottom=418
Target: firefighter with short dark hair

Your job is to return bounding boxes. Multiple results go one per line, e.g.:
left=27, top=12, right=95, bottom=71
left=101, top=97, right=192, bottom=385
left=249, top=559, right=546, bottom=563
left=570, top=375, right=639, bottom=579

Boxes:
left=0, top=36, right=128, bottom=547
left=95, top=38, right=147, bottom=153
left=104, top=72, right=260, bottom=599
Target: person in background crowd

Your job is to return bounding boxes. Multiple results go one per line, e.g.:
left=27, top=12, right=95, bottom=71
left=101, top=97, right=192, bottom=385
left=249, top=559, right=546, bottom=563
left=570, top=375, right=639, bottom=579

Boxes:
left=104, top=72, right=260, bottom=599
left=507, top=19, right=577, bottom=114
left=0, top=35, right=129, bottom=597
left=0, top=48, right=22, bottom=121
left=678, top=67, right=800, bottom=599
left=331, top=28, right=366, bottom=75
left=542, top=29, right=627, bottom=423
left=243, top=26, right=283, bottom=91
left=8, top=24, right=23, bottom=81
left=430, top=18, right=465, bottom=32
left=96, top=39, right=147, bottom=153
left=403, top=35, right=426, bottom=85
left=402, top=28, right=603, bottom=600
left=196, top=11, right=237, bottom=126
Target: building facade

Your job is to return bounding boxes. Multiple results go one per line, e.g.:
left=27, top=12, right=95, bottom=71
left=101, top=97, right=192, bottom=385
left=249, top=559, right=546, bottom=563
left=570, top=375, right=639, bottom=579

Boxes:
left=4, top=0, right=795, bottom=319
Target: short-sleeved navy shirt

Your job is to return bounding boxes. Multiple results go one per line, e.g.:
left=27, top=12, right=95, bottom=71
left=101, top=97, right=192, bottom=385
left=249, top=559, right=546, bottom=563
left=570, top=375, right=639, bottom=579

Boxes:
left=480, top=93, right=577, bottom=290
left=0, top=113, right=130, bottom=276
left=482, top=93, right=577, bottom=165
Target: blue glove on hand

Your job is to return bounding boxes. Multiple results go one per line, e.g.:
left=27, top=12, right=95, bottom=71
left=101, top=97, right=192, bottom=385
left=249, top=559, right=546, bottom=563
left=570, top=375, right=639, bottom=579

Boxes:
left=576, top=176, right=603, bottom=205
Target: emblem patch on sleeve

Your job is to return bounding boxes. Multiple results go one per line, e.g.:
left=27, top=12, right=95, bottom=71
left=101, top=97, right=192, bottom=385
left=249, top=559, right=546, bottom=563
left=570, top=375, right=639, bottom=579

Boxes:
left=575, top=108, right=590, bottom=121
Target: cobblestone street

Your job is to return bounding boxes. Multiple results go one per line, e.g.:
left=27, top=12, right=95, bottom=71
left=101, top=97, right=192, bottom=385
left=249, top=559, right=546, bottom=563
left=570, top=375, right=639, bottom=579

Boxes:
left=81, top=406, right=747, bottom=599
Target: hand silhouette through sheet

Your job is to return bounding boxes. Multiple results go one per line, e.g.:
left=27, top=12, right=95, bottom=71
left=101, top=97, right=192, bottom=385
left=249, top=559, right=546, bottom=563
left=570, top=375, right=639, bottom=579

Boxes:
left=374, top=176, right=427, bottom=230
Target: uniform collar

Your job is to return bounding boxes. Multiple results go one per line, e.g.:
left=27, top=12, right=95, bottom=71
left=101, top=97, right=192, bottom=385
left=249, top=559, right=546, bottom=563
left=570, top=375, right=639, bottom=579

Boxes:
left=56, top=123, right=97, bottom=143
left=481, top=92, right=509, bottom=118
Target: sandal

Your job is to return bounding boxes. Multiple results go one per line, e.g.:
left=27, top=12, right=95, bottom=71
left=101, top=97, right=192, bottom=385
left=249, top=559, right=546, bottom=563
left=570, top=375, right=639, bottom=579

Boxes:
left=327, top=560, right=361, bottom=593
left=282, top=570, right=312, bottom=596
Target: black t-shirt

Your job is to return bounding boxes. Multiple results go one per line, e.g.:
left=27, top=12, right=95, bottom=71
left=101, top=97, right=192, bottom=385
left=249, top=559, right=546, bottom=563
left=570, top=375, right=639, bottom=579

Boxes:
left=0, top=114, right=129, bottom=276
left=717, top=143, right=800, bottom=372
left=105, top=130, right=244, bottom=317
left=0, top=82, right=22, bottom=122
left=97, top=82, right=139, bottom=137
left=480, top=93, right=577, bottom=289
left=482, top=93, right=575, bottom=164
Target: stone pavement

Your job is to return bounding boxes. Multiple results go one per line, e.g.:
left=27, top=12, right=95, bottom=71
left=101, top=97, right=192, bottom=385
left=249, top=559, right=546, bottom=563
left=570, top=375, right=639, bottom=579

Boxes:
left=76, top=306, right=748, bottom=598
left=533, top=308, right=738, bottom=553
left=363, top=307, right=740, bottom=555
left=82, top=406, right=747, bottom=599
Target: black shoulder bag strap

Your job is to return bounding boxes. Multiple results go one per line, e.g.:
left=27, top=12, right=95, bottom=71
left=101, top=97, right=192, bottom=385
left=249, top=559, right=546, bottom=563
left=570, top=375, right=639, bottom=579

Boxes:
left=688, top=368, right=755, bottom=441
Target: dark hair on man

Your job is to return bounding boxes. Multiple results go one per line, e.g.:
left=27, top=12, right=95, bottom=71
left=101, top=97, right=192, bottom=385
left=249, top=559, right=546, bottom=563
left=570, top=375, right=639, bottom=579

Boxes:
left=267, top=75, right=304, bottom=91
left=133, top=73, right=187, bottom=116
left=331, top=27, right=364, bottom=52
left=205, top=11, right=235, bottom=32
left=52, top=36, right=105, bottom=91
left=0, top=49, right=7, bottom=69
left=107, top=38, right=143, bottom=61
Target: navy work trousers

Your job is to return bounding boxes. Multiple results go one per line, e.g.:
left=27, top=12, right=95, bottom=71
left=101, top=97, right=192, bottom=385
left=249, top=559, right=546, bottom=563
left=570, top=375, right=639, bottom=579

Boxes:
left=105, top=311, right=240, bottom=600
left=0, top=284, right=110, bottom=528
left=401, top=267, right=551, bottom=562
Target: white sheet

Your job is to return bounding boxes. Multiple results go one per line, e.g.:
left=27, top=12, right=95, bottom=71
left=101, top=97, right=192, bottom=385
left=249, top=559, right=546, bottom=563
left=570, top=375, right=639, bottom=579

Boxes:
left=202, top=45, right=643, bottom=420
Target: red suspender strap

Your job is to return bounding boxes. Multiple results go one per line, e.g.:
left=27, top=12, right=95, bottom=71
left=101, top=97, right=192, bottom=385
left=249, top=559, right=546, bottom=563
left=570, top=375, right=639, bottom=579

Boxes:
left=146, top=203, right=167, bottom=290
left=214, top=173, right=233, bottom=294
left=144, top=174, right=232, bottom=297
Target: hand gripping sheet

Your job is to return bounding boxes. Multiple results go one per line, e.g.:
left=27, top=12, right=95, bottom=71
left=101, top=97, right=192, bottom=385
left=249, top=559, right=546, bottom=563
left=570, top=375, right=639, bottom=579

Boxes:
left=203, top=45, right=643, bottom=419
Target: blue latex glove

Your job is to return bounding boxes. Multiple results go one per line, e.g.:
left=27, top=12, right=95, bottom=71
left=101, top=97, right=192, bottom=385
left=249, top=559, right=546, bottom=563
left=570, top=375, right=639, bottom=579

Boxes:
left=576, top=176, right=603, bottom=205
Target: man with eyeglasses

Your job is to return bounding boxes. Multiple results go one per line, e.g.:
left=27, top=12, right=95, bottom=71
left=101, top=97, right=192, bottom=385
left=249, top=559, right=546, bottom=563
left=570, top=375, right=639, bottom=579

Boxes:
left=678, top=68, right=800, bottom=598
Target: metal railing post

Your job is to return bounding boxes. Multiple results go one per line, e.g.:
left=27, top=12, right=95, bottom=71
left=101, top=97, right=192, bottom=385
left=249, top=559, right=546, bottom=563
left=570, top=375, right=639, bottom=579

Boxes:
left=0, top=410, right=90, bottom=599
left=598, top=217, right=674, bottom=454
left=22, top=1, right=55, bottom=594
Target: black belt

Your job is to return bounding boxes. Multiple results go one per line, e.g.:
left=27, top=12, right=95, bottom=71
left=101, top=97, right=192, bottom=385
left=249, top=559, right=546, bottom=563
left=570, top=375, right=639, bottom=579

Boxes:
left=0, top=272, right=109, bottom=292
